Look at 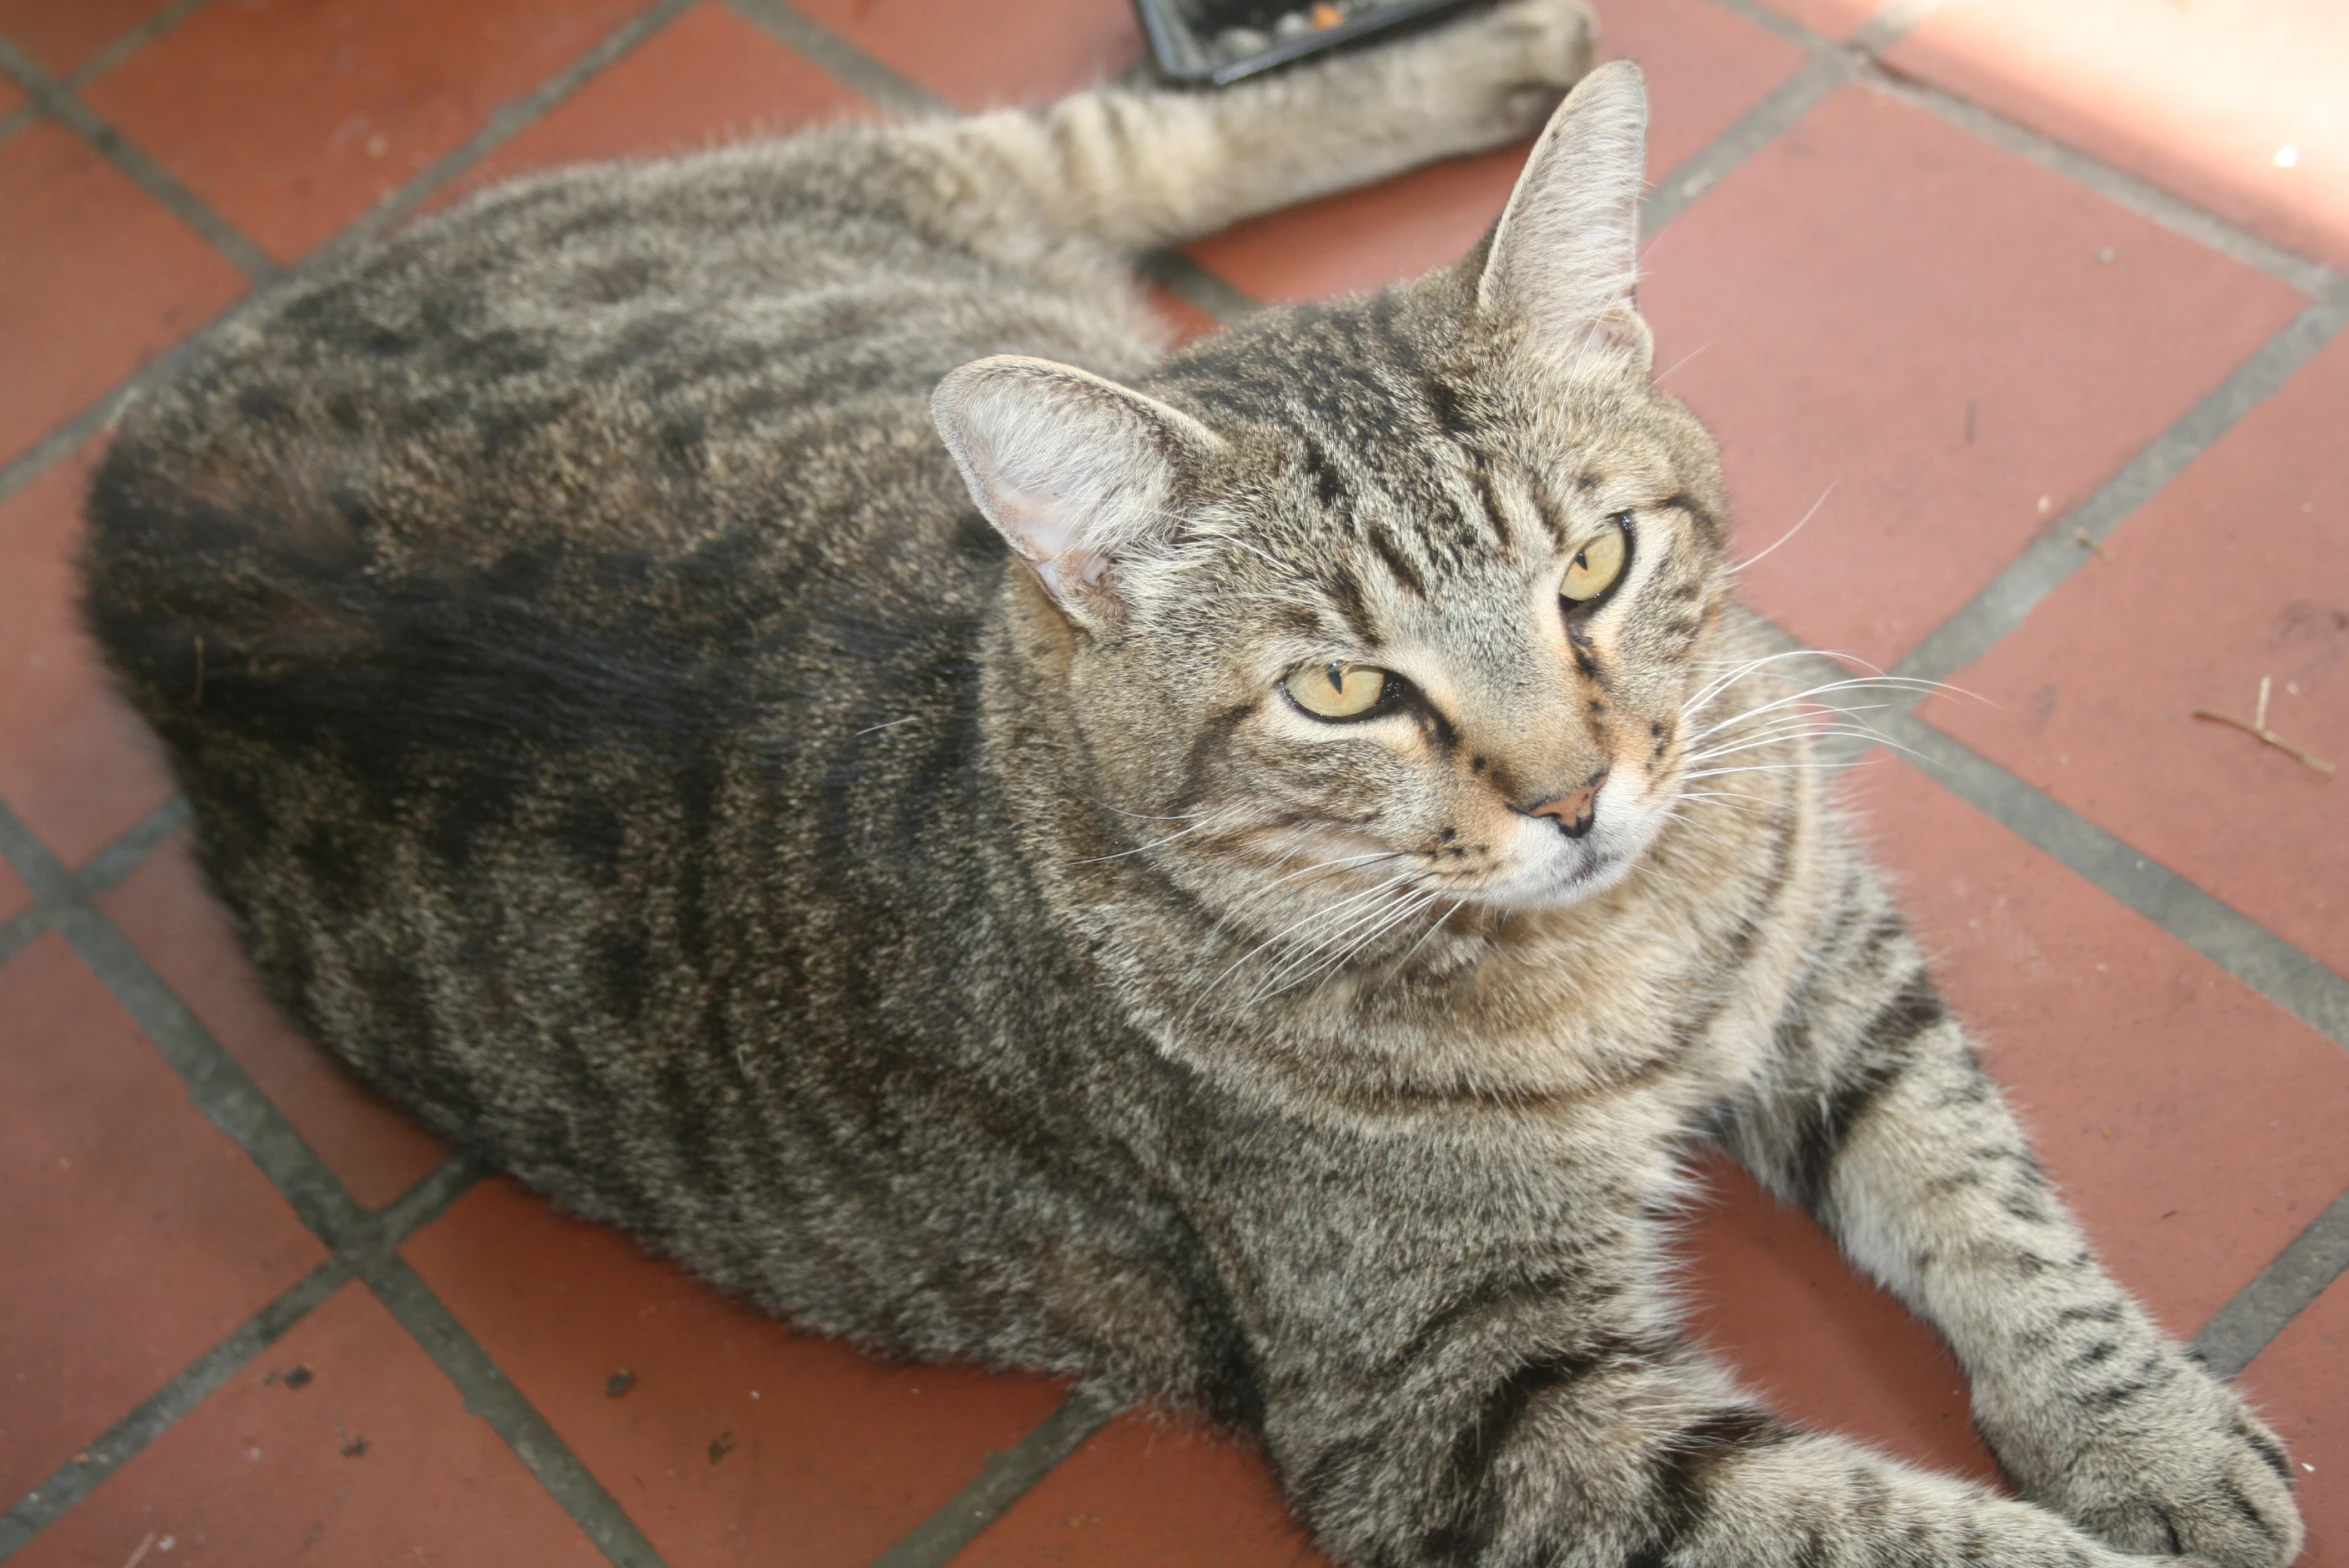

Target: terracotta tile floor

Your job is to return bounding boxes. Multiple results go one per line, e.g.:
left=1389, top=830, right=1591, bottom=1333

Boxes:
left=1, top=1, right=2343, bottom=1564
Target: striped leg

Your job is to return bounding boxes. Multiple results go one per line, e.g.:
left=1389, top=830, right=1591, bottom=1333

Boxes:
left=1720, top=862, right=2303, bottom=1568
left=1267, top=1273, right=2187, bottom=1568
left=901, top=0, right=1595, bottom=252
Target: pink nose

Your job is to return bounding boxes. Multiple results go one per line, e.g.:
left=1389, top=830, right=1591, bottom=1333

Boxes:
left=1525, top=768, right=1608, bottom=839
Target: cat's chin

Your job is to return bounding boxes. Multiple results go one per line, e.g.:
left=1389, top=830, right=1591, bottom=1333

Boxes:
left=1468, top=851, right=1638, bottom=912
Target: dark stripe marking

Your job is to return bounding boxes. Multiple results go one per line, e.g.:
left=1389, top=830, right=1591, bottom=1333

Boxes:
left=1363, top=521, right=1427, bottom=598
left=1786, top=968, right=1949, bottom=1211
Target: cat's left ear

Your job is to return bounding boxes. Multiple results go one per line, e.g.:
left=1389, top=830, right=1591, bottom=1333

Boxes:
left=1477, top=60, right=1652, bottom=381
left=933, top=355, right=1219, bottom=628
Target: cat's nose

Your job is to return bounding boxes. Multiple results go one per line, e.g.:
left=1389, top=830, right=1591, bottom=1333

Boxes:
left=1523, top=767, right=1609, bottom=839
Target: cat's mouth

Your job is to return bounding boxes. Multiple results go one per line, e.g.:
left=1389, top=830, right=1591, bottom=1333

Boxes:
left=1456, top=769, right=1662, bottom=910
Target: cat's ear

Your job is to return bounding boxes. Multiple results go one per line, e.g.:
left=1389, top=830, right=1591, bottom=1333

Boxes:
left=933, top=355, right=1219, bottom=627
left=1476, top=60, right=1652, bottom=380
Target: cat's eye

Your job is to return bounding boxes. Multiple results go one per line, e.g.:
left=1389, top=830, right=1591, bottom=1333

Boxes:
left=1284, top=662, right=1389, bottom=721
left=1560, top=519, right=1628, bottom=604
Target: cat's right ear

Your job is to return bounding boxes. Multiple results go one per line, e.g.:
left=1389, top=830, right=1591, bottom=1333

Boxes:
left=1477, top=59, right=1652, bottom=382
left=933, top=356, right=1218, bottom=628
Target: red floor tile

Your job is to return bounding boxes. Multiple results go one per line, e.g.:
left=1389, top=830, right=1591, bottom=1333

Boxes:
left=1922, top=329, right=2349, bottom=978
left=1146, top=282, right=1224, bottom=345
left=0, top=124, right=246, bottom=469
left=440, top=2, right=875, bottom=207
left=93, top=831, right=450, bottom=1212
left=401, top=1179, right=1069, bottom=1568
left=10, top=1280, right=610, bottom=1568
left=2239, top=1271, right=2346, bottom=1567
left=1186, top=0, right=1806, bottom=305
left=792, top=0, right=1143, bottom=110
left=0, top=0, right=173, bottom=77
left=957, top=1408, right=1329, bottom=1568
left=0, top=447, right=180, bottom=874
left=1885, top=0, right=2349, bottom=272
left=1680, top=1152, right=2000, bottom=1482
left=82, top=0, right=655, bottom=262
left=1638, top=82, right=2304, bottom=669
left=0, top=74, right=22, bottom=117
left=1838, top=754, right=2349, bottom=1331
left=0, top=932, right=324, bottom=1504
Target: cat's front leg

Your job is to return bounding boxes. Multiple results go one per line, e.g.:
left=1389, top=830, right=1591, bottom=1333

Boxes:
left=1720, top=865, right=2302, bottom=1568
left=1266, top=1308, right=2189, bottom=1568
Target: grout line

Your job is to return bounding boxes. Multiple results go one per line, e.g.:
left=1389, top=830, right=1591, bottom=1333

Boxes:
left=0, top=1260, right=354, bottom=1561
left=73, top=795, right=194, bottom=894
left=0, top=373, right=142, bottom=508
left=1875, top=711, right=2349, bottom=1049
left=1859, top=65, right=2342, bottom=301
left=725, top=0, right=950, bottom=118
left=1698, top=0, right=2341, bottom=300
left=2192, top=1181, right=2349, bottom=1380
left=0, top=1149, right=488, bottom=1561
left=1890, top=297, right=2348, bottom=690
left=375, top=1150, right=489, bottom=1239
left=0, top=794, right=193, bottom=969
left=0, top=790, right=654, bottom=1562
left=0, top=0, right=692, bottom=508
left=306, top=0, right=696, bottom=264
left=867, top=1384, right=1123, bottom=1568
left=1138, top=248, right=1259, bottom=323
left=0, top=27, right=276, bottom=281
left=67, top=0, right=215, bottom=88
left=1692, top=0, right=1825, bottom=47
left=364, top=1255, right=668, bottom=1567
left=1642, top=53, right=1846, bottom=237
left=1846, top=0, right=1947, bottom=54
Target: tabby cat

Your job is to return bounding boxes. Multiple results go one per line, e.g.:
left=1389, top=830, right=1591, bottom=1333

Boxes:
left=83, top=6, right=2302, bottom=1564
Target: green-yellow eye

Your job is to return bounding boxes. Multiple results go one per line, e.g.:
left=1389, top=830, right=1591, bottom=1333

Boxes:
left=1284, top=662, right=1388, bottom=720
left=1561, top=521, right=1628, bottom=603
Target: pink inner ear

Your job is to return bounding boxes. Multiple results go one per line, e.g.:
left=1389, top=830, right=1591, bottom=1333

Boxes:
left=993, top=484, right=1086, bottom=567
left=1031, top=550, right=1110, bottom=600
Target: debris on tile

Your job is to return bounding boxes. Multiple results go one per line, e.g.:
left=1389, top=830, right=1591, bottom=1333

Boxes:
left=2191, top=676, right=2336, bottom=776
left=2096, top=247, right=2117, bottom=264
left=604, top=1368, right=635, bottom=1398
left=121, top=1530, right=158, bottom=1568
left=2071, top=527, right=2109, bottom=559
left=708, top=1430, right=736, bottom=1464
left=281, top=1364, right=314, bottom=1390
left=340, top=1435, right=369, bottom=1458
left=1309, top=1, right=1344, bottom=25
left=2036, top=494, right=2052, bottom=514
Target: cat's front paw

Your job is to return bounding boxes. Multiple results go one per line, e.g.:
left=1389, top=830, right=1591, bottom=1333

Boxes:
left=2003, top=1360, right=2302, bottom=1568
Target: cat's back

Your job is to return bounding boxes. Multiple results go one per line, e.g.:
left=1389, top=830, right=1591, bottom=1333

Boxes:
left=76, top=127, right=1164, bottom=1256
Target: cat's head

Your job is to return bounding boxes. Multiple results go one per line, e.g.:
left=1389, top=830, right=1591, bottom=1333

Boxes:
left=936, top=64, right=1733, bottom=934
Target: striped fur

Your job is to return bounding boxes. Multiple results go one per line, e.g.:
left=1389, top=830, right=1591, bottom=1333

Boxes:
left=81, top=13, right=2298, bottom=1567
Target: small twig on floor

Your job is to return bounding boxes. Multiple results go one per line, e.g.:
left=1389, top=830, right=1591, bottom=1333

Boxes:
left=122, top=1532, right=158, bottom=1568
left=2071, top=527, right=2110, bottom=559
left=2192, top=676, right=2335, bottom=775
